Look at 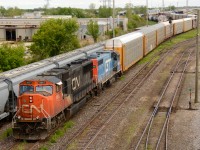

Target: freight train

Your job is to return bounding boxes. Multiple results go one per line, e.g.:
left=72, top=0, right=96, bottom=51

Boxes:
left=0, top=43, right=104, bottom=121
left=11, top=17, right=196, bottom=140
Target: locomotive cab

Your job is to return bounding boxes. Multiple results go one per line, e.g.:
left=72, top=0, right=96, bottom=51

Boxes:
left=12, top=77, right=72, bottom=140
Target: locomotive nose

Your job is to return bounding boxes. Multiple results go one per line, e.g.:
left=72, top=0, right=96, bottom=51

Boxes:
left=17, top=94, right=45, bottom=121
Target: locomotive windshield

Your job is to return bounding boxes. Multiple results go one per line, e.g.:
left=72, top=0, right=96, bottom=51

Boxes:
left=20, top=85, right=34, bottom=95
left=36, top=85, right=53, bottom=95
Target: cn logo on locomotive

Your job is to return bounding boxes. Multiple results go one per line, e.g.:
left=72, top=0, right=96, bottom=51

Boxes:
left=72, top=76, right=80, bottom=90
left=22, top=104, right=42, bottom=113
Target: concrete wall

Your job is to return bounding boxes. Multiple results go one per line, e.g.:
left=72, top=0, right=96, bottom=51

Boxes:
left=0, top=29, right=5, bottom=41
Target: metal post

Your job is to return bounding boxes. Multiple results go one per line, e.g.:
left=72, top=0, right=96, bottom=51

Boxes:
left=112, top=0, right=115, bottom=38
left=195, top=10, right=200, bottom=103
left=186, top=0, right=189, bottom=16
left=189, top=88, right=192, bottom=109
left=146, top=0, right=148, bottom=27
left=162, top=0, right=165, bottom=12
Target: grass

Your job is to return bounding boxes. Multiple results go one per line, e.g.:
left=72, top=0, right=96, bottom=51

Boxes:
left=138, top=29, right=197, bottom=65
left=148, top=21, right=157, bottom=25
left=17, top=140, right=27, bottom=150
left=120, top=75, right=125, bottom=80
left=49, top=120, right=74, bottom=143
left=67, top=142, right=77, bottom=150
left=39, top=146, right=48, bottom=150
left=0, top=128, right=13, bottom=140
left=39, top=120, right=74, bottom=150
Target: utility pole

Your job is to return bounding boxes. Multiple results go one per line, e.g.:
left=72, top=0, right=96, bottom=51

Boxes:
left=146, top=0, right=148, bottom=27
left=195, top=10, right=200, bottom=103
left=162, top=0, right=165, bottom=12
left=112, top=0, right=115, bottom=38
left=186, top=0, right=189, bottom=16
left=45, top=0, right=50, bottom=9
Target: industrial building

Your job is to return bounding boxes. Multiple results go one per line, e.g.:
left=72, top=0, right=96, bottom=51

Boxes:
left=0, top=13, right=128, bottom=41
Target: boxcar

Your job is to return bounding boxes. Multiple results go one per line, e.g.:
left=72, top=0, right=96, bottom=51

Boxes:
left=192, top=18, right=197, bottom=29
left=183, top=18, right=193, bottom=32
left=138, top=27, right=157, bottom=56
left=173, top=19, right=184, bottom=35
left=161, top=21, right=174, bottom=39
left=153, top=23, right=166, bottom=45
left=105, top=32, right=144, bottom=72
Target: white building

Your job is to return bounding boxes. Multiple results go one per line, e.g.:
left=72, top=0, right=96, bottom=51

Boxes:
left=0, top=14, right=128, bottom=41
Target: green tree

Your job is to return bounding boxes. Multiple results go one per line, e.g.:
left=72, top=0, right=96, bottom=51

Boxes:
left=5, top=7, right=23, bottom=17
left=127, top=14, right=145, bottom=31
left=44, top=7, right=88, bottom=18
left=0, top=44, right=25, bottom=72
left=106, top=28, right=122, bottom=38
left=99, top=6, right=112, bottom=18
left=0, top=6, right=6, bottom=16
left=30, top=18, right=80, bottom=60
left=167, top=5, right=176, bottom=11
left=125, top=3, right=134, bottom=18
left=86, top=20, right=100, bottom=43
left=133, top=6, right=147, bottom=15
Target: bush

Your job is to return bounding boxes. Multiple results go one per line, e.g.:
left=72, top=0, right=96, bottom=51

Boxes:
left=0, top=44, right=25, bottom=72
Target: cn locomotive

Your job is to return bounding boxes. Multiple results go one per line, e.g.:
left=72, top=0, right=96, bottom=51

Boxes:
left=12, top=51, right=121, bottom=140
left=12, top=17, right=196, bottom=140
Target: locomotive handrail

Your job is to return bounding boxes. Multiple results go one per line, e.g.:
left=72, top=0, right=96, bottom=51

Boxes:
left=41, top=100, right=51, bottom=129
left=12, top=107, right=21, bottom=127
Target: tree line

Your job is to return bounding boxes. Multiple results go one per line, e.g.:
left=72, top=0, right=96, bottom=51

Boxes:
left=0, top=3, right=175, bottom=72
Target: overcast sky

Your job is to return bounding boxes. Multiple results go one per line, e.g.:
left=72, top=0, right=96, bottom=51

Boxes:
left=0, top=0, right=199, bottom=9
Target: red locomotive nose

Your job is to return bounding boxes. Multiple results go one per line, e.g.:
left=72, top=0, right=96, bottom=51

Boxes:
left=17, top=94, right=47, bottom=121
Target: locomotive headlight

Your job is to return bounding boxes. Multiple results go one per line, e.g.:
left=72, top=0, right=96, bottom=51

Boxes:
left=29, top=96, right=33, bottom=103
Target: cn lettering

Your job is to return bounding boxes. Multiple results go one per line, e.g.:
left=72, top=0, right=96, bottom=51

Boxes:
left=72, top=76, right=80, bottom=90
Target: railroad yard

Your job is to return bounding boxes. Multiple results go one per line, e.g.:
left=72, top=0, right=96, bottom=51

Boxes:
left=0, top=0, right=200, bottom=149
left=0, top=34, right=198, bottom=150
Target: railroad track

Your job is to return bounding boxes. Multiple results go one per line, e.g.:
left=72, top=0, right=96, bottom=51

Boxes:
left=0, top=39, right=196, bottom=150
left=133, top=46, right=194, bottom=150
left=52, top=42, right=181, bottom=150
left=0, top=137, right=40, bottom=150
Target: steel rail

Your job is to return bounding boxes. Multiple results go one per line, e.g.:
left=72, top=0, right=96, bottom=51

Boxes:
left=156, top=49, right=193, bottom=150
left=135, top=51, right=186, bottom=150
left=62, top=42, right=172, bottom=150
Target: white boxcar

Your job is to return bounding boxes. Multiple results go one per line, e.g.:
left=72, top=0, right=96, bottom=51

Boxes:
left=137, top=26, right=157, bottom=55
left=173, top=19, right=184, bottom=35
left=192, top=18, right=197, bottom=29
left=153, top=23, right=166, bottom=45
left=161, top=21, right=174, bottom=39
left=183, top=18, right=193, bottom=32
left=105, top=32, right=144, bottom=71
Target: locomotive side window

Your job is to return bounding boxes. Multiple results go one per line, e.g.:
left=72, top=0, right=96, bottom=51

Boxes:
left=56, top=85, right=61, bottom=93
left=20, top=85, right=34, bottom=95
left=36, top=85, right=53, bottom=95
